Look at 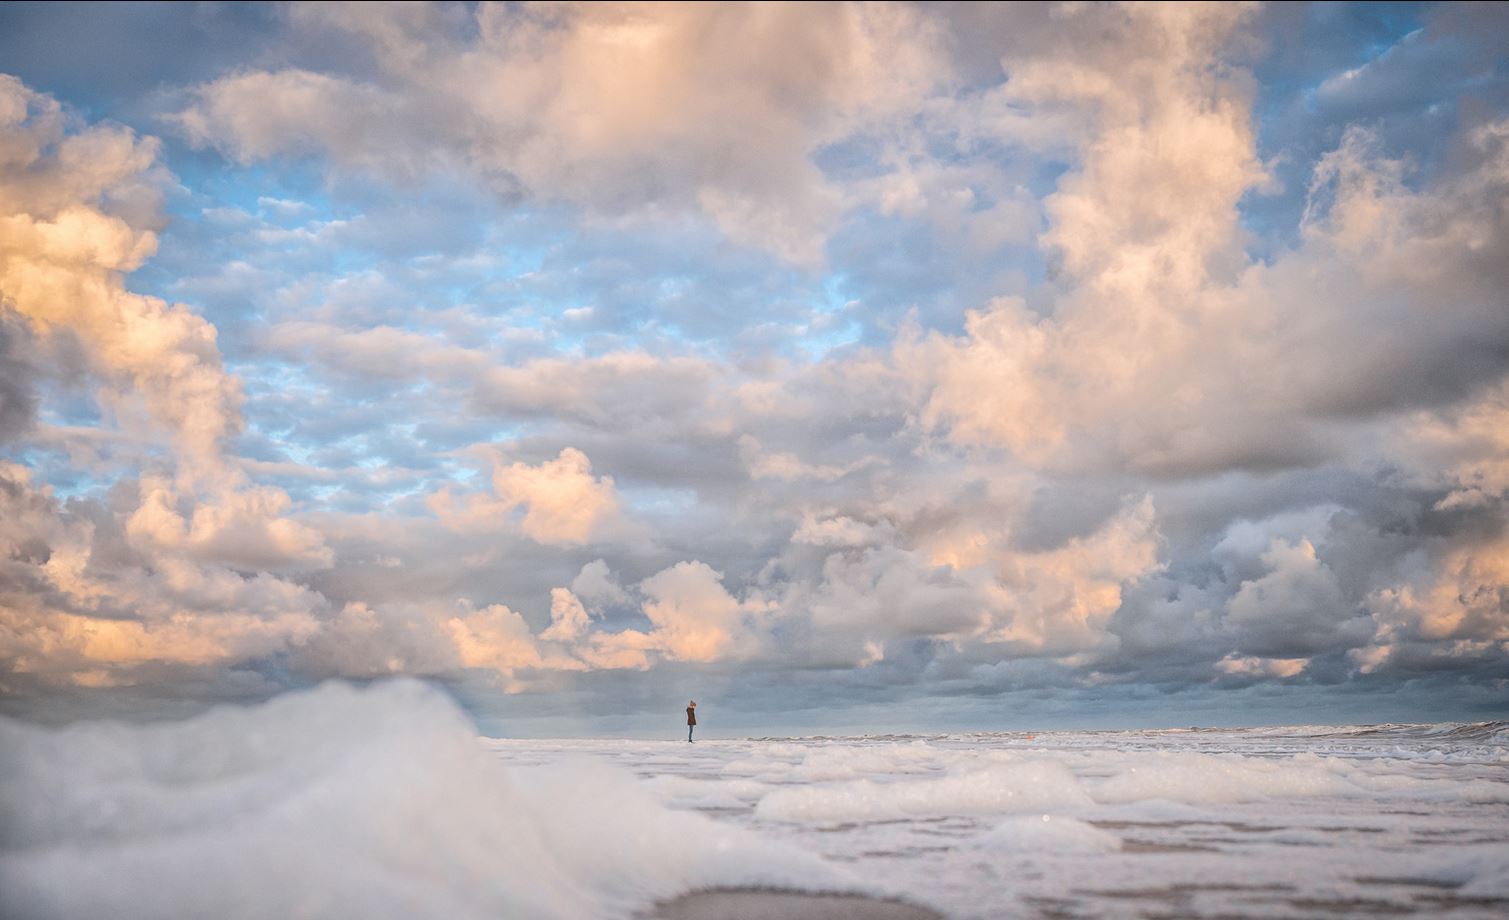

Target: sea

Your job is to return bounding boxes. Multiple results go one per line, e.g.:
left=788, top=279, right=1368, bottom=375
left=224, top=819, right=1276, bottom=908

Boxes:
left=2, top=680, right=1506, bottom=918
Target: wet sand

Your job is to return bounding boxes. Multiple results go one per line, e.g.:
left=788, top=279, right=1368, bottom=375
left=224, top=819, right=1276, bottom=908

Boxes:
left=653, top=888, right=944, bottom=920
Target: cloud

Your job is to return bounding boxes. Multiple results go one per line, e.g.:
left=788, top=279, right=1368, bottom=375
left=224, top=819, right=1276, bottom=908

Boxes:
left=570, top=559, right=628, bottom=610
left=540, top=587, right=591, bottom=643
left=0, top=464, right=326, bottom=689
left=976, top=497, right=1163, bottom=657
left=539, top=560, right=776, bottom=669
left=0, top=310, right=38, bottom=443
left=893, top=3, right=1278, bottom=475
left=293, top=601, right=458, bottom=679
left=0, top=75, right=241, bottom=466
left=778, top=544, right=986, bottom=668
left=1403, top=381, right=1509, bottom=501
left=429, top=447, right=630, bottom=546
left=0, top=77, right=330, bottom=580
left=174, top=2, right=951, bottom=265
left=2, top=3, right=1507, bottom=724
left=1362, top=501, right=1509, bottom=657
left=739, top=434, right=869, bottom=482
left=1224, top=538, right=1372, bottom=658
left=791, top=514, right=894, bottom=548
left=633, top=560, right=758, bottom=663
left=293, top=596, right=590, bottom=686
left=900, top=19, right=1509, bottom=481
left=1216, top=654, right=1307, bottom=680
left=263, top=320, right=491, bottom=383
left=0, top=79, right=340, bottom=692
left=473, top=353, right=717, bottom=429
left=448, top=602, right=547, bottom=673
left=126, top=474, right=334, bottom=571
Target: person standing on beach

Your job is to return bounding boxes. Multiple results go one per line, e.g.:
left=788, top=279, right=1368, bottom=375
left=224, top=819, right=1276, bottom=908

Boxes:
left=686, top=700, right=697, bottom=742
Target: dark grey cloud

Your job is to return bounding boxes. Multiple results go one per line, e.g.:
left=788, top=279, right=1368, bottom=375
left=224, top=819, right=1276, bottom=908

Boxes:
left=0, top=312, right=38, bottom=444
left=1246, top=1, right=1509, bottom=253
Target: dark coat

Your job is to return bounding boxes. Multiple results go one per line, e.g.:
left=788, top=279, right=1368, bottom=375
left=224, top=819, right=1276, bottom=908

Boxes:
left=686, top=706, right=697, bottom=726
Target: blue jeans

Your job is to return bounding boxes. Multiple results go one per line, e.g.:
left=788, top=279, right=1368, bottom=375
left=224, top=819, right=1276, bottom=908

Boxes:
left=688, top=724, right=694, bottom=741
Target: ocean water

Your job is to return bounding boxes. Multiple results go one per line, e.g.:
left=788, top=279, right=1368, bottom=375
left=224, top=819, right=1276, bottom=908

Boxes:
left=2, top=680, right=1506, bottom=919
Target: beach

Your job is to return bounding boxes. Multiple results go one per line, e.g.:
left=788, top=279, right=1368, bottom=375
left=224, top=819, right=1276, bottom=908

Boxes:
left=653, top=889, right=942, bottom=920
left=493, top=720, right=1509, bottom=918
left=4, top=681, right=1504, bottom=919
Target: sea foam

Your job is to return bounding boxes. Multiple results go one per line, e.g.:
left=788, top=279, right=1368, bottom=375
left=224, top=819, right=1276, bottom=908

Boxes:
left=754, top=760, right=1091, bottom=824
left=0, top=680, right=838, bottom=920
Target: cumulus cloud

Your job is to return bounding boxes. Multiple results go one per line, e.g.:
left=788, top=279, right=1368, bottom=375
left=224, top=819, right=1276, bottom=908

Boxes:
left=0, top=79, right=336, bottom=692
left=1224, top=538, right=1372, bottom=658
left=0, top=76, right=330, bottom=582
left=0, top=464, right=326, bottom=690
left=977, top=497, right=1163, bottom=656
left=127, top=474, right=333, bottom=571
left=900, top=11, right=1509, bottom=481
left=1217, top=654, right=1307, bottom=680
left=490, top=448, right=626, bottom=545
left=1363, top=514, right=1509, bottom=657
left=448, top=603, right=547, bottom=673
left=631, top=561, right=762, bottom=663
left=540, top=587, right=591, bottom=643
left=429, top=447, right=630, bottom=546
left=0, top=310, right=37, bottom=442
left=293, top=601, right=458, bottom=679
left=174, top=2, right=950, bottom=264
left=0, top=75, right=240, bottom=466
left=570, top=559, right=628, bottom=610
left=777, top=544, right=986, bottom=668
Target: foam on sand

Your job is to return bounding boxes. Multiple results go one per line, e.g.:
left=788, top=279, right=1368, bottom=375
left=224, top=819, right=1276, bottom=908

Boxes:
left=0, top=680, right=843, bottom=920
left=1088, top=750, right=1509, bottom=805
left=5, top=687, right=1506, bottom=919
left=489, top=723, right=1508, bottom=916
left=754, top=760, right=1091, bottom=824
left=979, top=815, right=1121, bottom=854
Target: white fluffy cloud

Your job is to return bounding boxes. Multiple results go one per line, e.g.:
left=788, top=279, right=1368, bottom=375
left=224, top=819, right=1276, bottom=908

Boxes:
left=429, top=447, right=629, bottom=546
left=540, top=587, right=591, bottom=643
left=0, top=78, right=338, bottom=690
left=632, top=561, right=762, bottom=663
left=0, top=75, right=241, bottom=467
left=0, top=75, right=331, bottom=584
left=127, top=475, right=333, bottom=571
left=175, top=2, right=950, bottom=265
left=0, top=464, right=326, bottom=688
left=900, top=9, right=1509, bottom=481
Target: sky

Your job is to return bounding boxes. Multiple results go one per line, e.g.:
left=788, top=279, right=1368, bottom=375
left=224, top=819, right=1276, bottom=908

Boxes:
left=0, top=1, right=1507, bottom=736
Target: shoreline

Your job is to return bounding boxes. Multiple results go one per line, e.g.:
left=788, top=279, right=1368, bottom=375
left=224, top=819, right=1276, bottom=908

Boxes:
left=652, top=888, right=944, bottom=920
